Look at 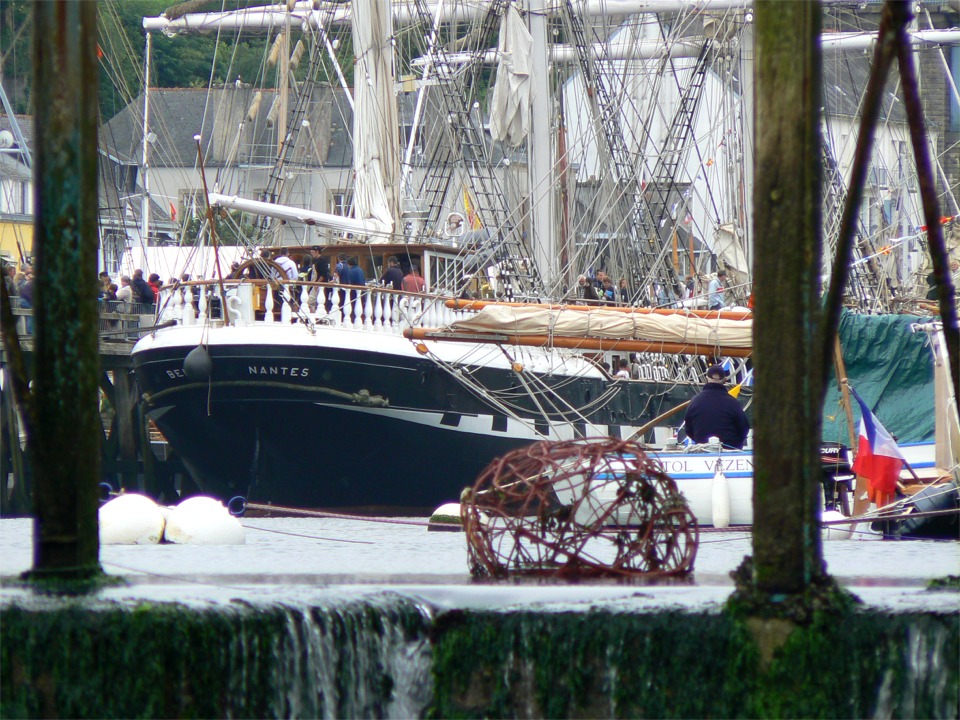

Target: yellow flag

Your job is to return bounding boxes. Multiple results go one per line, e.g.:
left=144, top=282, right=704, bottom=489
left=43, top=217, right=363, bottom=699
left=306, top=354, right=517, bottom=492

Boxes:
left=463, top=186, right=483, bottom=230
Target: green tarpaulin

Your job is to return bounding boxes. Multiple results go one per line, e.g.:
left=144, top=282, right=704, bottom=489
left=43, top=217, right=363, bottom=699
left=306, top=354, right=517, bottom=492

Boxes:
left=823, top=311, right=936, bottom=445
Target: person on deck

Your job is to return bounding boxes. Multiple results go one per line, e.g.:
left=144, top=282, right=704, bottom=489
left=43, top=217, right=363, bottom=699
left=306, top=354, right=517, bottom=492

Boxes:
left=18, top=268, right=34, bottom=333
left=402, top=265, right=426, bottom=293
left=3, top=263, right=19, bottom=298
left=273, top=252, right=299, bottom=281
left=131, top=269, right=155, bottom=305
left=379, top=255, right=404, bottom=290
left=682, top=364, right=750, bottom=449
left=602, top=278, right=616, bottom=305
left=614, top=358, right=631, bottom=379
left=116, top=276, right=133, bottom=304
left=307, top=246, right=331, bottom=313
left=577, top=275, right=599, bottom=302
left=98, top=271, right=112, bottom=299
left=708, top=270, right=727, bottom=310
left=343, top=257, right=366, bottom=322
left=334, top=254, right=348, bottom=283
left=147, top=273, right=162, bottom=299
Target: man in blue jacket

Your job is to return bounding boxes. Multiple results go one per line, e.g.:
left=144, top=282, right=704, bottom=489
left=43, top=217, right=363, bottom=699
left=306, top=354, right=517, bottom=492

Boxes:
left=682, top=364, right=750, bottom=449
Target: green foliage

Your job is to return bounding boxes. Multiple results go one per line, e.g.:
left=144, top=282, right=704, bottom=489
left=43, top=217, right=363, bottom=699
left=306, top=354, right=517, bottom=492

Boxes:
left=928, top=575, right=960, bottom=592
left=183, top=209, right=255, bottom=246
left=726, top=555, right=862, bottom=625
left=1, top=0, right=310, bottom=121
left=0, top=0, right=35, bottom=114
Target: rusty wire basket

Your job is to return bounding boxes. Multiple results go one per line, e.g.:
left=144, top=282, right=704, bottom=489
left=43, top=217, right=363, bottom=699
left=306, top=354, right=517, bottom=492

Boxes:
left=462, top=437, right=699, bottom=578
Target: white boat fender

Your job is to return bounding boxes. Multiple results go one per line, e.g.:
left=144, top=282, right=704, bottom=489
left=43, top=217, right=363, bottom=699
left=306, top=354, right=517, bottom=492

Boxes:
left=164, top=496, right=246, bottom=545
left=711, top=461, right=731, bottom=529
left=183, top=345, right=212, bottom=381
left=821, top=510, right=853, bottom=541
left=99, top=493, right=166, bottom=545
left=428, top=502, right=464, bottom=532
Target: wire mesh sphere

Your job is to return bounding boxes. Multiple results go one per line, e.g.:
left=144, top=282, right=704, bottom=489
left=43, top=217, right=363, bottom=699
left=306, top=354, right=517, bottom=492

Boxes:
left=461, top=437, right=698, bottom=579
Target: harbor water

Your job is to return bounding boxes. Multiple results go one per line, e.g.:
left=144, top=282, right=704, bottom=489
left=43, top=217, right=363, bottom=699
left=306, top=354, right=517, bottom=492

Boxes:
left=1, top=516, right=958, bottom=602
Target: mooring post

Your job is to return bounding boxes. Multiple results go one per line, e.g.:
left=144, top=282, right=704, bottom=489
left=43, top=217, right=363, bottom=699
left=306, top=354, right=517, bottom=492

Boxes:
left=27, top=0, right=103, bottom=578
left=751, top=0, right=826, bottom=594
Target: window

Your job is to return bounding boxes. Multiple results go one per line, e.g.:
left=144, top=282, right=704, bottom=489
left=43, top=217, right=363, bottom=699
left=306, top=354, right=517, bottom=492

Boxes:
left=114, top=164, right=138, bottom=195
left=868, top=165, right=888, bottom=189
left=329, top=189, right=353, bottom=216
left=0, top=179, right=30, bottom=214
left=178, top=189, right=203, bottom=223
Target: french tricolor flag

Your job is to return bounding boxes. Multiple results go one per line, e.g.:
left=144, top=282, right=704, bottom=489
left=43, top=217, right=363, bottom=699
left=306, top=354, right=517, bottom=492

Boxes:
left=850, top=387, right=904, bottom=502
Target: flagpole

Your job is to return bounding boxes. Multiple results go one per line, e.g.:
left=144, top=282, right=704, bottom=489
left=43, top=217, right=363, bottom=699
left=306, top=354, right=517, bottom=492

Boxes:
left=834, top=339, right=857, bottom=450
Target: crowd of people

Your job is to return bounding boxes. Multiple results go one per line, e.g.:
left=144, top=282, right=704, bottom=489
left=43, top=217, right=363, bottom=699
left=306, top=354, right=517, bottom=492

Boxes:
left=219, top=247, right=429, bottom=321
left=2, top=261, right=33, bottom=307
left=573, top=267, right=733, bottom=310
left=96, top=269, right=160, bottom=307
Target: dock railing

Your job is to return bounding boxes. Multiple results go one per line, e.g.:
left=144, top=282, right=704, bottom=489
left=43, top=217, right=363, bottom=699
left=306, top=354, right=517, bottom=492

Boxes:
left=6, top=297, right=159, bottom=341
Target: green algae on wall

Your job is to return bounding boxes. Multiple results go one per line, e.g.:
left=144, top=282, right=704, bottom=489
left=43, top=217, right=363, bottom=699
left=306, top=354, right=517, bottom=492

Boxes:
left=430, top=609, right=960, bottom=719
left=1, top=595, right=432, bottom=719
left=3, top=597, right=958, bottom=718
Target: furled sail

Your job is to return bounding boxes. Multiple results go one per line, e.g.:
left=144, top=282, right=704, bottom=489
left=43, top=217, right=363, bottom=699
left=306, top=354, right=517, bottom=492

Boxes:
left=450, top=304, right=753, bottom=347
left=489, top=5, right=533, bottom=147
left=351, top=0, right=401, bottom=237
left=711, top=223, right=750, bottom=277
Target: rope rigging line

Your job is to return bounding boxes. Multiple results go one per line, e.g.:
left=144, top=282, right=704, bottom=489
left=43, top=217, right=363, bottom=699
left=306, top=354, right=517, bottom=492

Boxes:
left=243, top=502, right=433, bottom=527
left=241, top=522, right=375, bottom=544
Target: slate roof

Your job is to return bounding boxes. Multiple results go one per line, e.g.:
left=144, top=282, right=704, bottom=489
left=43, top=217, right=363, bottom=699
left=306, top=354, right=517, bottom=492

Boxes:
left=822, top=52, right=907, bottom=122
left=101, top=85, right=353, bottom=169
left=0, top=114, right=33, bottom=178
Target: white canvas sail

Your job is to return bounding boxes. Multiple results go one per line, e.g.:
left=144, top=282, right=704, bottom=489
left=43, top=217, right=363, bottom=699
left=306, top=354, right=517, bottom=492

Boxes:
left=351, top=0, right=401, bottom=237
left=711, top=223, right=750, bottom=277
left=489, top=5, right=534, bottom=147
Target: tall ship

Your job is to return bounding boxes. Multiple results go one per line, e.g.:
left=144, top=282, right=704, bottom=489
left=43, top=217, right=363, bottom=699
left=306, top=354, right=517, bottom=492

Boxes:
left=128, top=0, right=958, bottom=510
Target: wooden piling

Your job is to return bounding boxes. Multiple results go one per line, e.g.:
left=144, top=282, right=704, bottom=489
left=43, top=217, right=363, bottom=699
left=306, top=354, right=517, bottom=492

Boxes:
left=751, top=0, right=826, bottom=593
left=27, top=0, right=102, bottom=578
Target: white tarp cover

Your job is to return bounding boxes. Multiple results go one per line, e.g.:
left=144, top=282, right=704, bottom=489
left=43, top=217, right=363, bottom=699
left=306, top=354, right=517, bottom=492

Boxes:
left=352, top=0, right=400, bottom=238
left=450, top=305, right=753, bottom=347
left=488, top=5, right=533, bottom=147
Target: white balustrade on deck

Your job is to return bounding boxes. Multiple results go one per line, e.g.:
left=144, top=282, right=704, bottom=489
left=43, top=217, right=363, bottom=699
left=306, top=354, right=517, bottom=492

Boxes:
left=157, top=281, right=465, bottom=335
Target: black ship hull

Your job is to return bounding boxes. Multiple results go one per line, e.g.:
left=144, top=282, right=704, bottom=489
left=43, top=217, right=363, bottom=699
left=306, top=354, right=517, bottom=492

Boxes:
left=132, top=326, right=696, bottom=510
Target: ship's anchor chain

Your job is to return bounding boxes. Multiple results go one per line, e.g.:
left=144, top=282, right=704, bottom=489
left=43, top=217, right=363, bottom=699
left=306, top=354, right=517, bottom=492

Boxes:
left=462, top=436, right=699, bottom=578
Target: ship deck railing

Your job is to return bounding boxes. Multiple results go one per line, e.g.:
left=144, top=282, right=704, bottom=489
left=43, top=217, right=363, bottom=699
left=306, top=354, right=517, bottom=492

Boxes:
left=153, top=279, right=472, bottom=336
